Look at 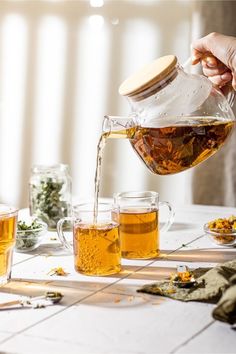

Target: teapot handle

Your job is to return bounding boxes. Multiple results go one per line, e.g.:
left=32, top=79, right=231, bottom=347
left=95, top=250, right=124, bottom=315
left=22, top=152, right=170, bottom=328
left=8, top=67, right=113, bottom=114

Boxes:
left=182, top=57, right=192, bottom=70
left=182, top=56, right=235, bottom=107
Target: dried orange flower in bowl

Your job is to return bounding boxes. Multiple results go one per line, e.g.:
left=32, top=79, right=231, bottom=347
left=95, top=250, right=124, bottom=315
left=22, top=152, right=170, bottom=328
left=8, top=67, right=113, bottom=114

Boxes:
left=204, top=215, right=236, bottom=246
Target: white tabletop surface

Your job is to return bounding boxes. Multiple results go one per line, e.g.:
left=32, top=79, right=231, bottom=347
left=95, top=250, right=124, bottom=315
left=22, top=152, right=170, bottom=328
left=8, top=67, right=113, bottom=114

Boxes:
left=0, top=204, right=236, bottom=354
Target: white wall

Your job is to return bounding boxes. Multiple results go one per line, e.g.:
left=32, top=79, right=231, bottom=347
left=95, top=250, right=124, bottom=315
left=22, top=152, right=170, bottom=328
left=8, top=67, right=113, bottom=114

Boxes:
left=0, top=0, right=194, bottom=208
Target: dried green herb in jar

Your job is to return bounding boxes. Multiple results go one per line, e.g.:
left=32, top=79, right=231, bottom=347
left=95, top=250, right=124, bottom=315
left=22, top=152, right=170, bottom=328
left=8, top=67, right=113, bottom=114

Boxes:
left=29, top=164, right=72, bottom=229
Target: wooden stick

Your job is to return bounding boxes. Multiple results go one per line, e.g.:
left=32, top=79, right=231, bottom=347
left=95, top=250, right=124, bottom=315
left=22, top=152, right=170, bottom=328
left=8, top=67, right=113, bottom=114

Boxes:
left=0, top=299, right=22, bottom=308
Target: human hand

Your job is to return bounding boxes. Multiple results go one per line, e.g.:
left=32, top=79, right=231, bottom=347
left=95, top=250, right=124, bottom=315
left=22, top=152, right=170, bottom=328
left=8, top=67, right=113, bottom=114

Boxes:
left=191, top=32, right=236, bottom=90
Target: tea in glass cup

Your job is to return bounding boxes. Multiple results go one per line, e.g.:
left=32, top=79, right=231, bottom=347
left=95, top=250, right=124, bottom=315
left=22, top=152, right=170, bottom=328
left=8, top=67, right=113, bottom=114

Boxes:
left=114, top=191, right=174, bottom=259
left=57, top=203, right=121, bottom=276
left=0, top=205, right=18, bottom=286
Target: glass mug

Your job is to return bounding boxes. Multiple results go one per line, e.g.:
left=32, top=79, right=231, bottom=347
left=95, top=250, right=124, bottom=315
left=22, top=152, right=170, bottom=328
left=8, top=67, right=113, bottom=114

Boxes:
left=0, top=205, right=18, bottom=286
left=57, top=203, right=121, bottom=276
left=114, top=191, right=174, bottom=259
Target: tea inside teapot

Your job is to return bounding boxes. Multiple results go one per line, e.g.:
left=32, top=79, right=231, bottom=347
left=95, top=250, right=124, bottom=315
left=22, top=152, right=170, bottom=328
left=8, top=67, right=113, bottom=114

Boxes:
left=103, top=116, right=233, bottom=175
left=103, top=55, right=235, bottom=175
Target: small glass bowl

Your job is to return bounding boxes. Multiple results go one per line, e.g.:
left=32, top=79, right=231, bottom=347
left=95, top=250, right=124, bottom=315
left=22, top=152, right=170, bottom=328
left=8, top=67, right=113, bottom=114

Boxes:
left=204, top=223, right=236, bottom=246
left=15, top=219, right=48, bottom=252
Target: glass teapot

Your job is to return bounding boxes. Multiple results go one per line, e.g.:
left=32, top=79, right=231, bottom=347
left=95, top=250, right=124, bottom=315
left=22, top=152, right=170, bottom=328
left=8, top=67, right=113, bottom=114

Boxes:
left=103, top=55, right=235, bottom=175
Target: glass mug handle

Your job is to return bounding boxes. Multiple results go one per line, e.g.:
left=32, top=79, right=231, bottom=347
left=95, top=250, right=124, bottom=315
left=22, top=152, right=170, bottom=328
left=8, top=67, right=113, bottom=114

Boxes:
left=57, top=217, right=74, bottom=253
left=159, top=201, right=175, bottom=233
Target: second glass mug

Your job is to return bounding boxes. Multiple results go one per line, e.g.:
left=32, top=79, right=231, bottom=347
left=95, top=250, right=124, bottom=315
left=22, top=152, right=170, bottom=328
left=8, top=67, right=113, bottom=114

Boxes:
left=114, top=191, right=174, bottom=259
left=57, top=203, right=121, bottom=276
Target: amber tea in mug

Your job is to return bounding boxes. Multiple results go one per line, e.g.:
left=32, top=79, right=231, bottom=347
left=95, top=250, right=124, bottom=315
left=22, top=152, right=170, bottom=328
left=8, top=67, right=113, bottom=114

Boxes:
left=119, top=208, right=158, bottom=259
left=57, top=203, right=121, bottom=276
left=114, top=191, right=174, bottom=259
left=0, top=205, right=18, bottom=286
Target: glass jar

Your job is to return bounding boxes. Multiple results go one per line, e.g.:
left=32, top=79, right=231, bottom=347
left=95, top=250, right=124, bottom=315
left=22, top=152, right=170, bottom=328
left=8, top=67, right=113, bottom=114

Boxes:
left=29, top=164, right=72, bottom=230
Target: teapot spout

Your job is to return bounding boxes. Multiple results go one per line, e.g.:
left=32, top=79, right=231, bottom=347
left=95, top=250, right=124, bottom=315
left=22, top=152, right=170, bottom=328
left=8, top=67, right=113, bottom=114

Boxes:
left=102, top=115, right=137, bottom=139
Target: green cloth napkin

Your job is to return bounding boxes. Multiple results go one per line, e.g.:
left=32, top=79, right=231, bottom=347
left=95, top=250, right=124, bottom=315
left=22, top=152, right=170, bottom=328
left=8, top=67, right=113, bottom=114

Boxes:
left=212, top=274, right=236, bottom=324
left=137, top=259, right=236, bottom=324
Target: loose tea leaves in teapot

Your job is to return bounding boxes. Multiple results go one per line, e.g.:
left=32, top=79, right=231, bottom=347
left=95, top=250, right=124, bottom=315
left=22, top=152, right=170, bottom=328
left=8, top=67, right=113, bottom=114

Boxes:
left=103, top=116, right=234, bottom=175
left=129, top=117, right=234, bottom=175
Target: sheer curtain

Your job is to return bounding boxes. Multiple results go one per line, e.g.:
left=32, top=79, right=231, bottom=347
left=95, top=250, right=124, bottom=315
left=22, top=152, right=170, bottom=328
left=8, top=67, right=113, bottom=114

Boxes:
left=192, top=0, right=236, bottom=206
left=0, top=0, right=196, bottom=209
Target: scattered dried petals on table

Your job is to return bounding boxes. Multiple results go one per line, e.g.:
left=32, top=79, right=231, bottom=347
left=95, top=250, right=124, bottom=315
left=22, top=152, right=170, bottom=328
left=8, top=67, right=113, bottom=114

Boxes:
left=48, top=267, right=69, bottom=276
left=127, top=296, right=134, bottom=302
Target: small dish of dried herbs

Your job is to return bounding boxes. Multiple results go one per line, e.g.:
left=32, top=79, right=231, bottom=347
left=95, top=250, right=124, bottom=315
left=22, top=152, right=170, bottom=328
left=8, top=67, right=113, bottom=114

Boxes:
left=15, top=218, right=48, bottom=252
left=170, top=265, right=196, bottom=288
left=204, top=215, right=236, bottom=246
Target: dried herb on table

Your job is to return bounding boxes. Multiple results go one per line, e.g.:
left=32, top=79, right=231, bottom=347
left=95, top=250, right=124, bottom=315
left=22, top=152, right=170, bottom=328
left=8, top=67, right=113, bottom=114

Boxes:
left=48, top=267, right=69, bottom=276
left=30, top=177, right=70, bottom=229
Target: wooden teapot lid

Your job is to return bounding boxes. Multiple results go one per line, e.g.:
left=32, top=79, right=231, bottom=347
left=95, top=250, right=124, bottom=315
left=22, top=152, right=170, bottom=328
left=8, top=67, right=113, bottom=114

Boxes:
left=119, top=55, right=177, bottom=97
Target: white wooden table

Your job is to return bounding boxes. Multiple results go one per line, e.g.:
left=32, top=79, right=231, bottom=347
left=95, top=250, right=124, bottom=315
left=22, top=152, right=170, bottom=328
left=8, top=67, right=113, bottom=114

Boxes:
left=0, top=204, right=236, bottom=354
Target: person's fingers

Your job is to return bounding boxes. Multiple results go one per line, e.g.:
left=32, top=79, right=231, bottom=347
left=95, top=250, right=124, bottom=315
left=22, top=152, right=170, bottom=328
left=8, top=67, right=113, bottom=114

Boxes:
left=192, top=49, right=202, bottom=65
left=192, top=32, right=236, bottom=70
left=202, top=55, right=218, bottom=68
left=192, top=33, right=224, bottom=63
left=192, top=51, right=230, bottom=79
left=201, top=56, right=226, bottom=69
left=192, top=51, right=220, bottom=69
left=220, top=71, right=233, bottom=83
left=191, top=34, right=220, bottom=66
left=202, top=65, right=230, bottom=77
left=191, top=49, right=216, bottom=65
left=192, top=34, right=217, bottom=54
left=207, top=72, right=232, bottom=87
